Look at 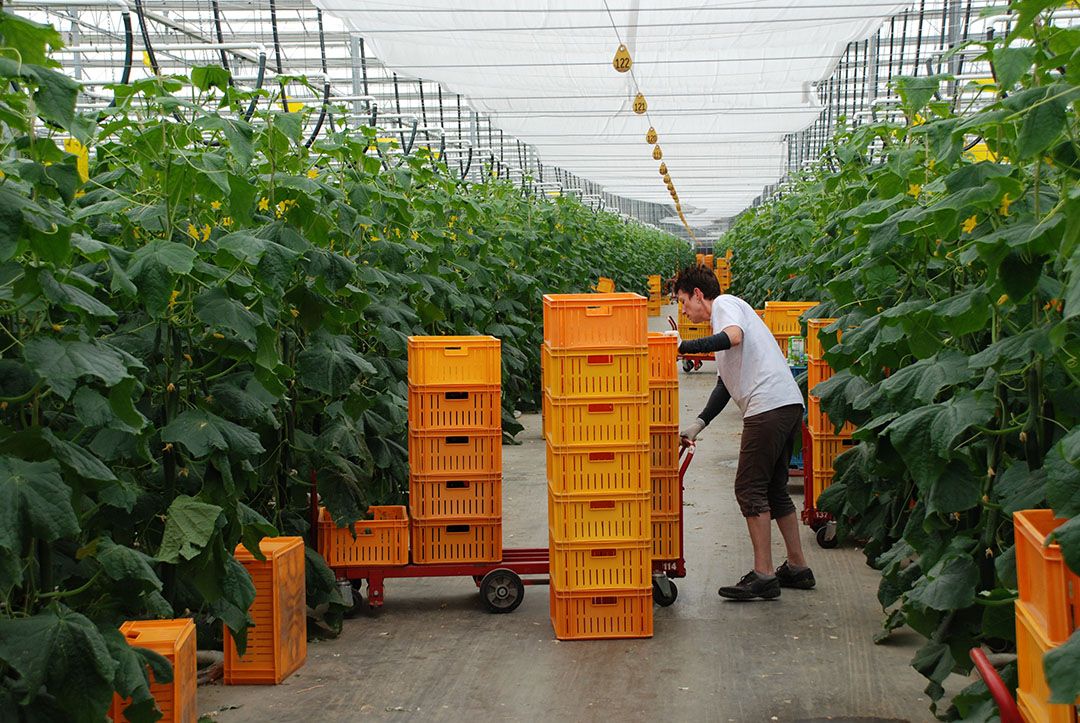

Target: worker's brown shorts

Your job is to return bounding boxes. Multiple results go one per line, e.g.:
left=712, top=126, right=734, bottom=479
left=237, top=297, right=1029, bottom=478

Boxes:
left=734, top=404, right=803, bottom=518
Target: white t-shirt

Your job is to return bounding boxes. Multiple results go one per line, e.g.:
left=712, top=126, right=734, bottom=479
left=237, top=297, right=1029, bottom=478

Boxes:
left=710, top=295, right=804, bottom=418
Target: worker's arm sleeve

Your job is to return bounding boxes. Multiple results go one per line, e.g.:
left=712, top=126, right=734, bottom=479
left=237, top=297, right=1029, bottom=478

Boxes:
left=678, top=330, right=732, bottom=356
left=698, top=377, right=732, bottom=426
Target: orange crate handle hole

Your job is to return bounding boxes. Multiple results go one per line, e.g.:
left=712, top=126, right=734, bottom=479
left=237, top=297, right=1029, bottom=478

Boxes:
left=584, top=306, right=613, bottom=317
left=441, top=347, right=467, bottom=356
left=445, top=436, right=470, bottom=444
left=588, top=452, right=616, bottom=462
left=589, top=500, right=616, bottom=510
left=445, top=480, right=469, bottom=489
left=588, top=403, right=615, bottom=414
left=446, top=525, right=471, bottom=534
left=444, top=391, right=470, bottom=400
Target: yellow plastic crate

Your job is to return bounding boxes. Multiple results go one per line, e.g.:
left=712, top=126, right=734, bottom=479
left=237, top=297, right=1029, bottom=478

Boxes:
left=806, top=318, right=840, bottom=361
left=647, top=333, right=678, bottom=382
left=807, top=395, right=857, bottom=437
left=407, top=336, right=501, bottom=387
left=808, top=359, right=834, bottom=393
left=541, top=346, right=648, bottom=399
left=1016, top=599, right=1080, bottom=723
left=649, top=381, right=678, bottom=427
left=542, top=394, right=649, bottom=447
left=547, top=489, right=651, bottom=543
left=549, top=538, right=651, bottom=591
left=678, top=311, right=712, bottom=342
left=651, top=473, right=680, bottom=516
left=550, top=586, right=653, bottom=640
left=546, top=444, right=649, bottom=496
left=651, top=513, right=681, bottom=560
left=594, top=277, right=615, bottom=293
left=763, top=301, right=819, bottom=338
left=811, top=431, right=857, bottom=477
left=1015, top=510, right=1080, bottom=644
left=649, top=426, right=679, bottom=474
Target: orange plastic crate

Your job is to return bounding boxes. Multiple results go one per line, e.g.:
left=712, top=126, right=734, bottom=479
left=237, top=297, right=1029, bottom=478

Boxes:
left=595, top=276, right=615, bottom=293
left=411, top=518, right=501, bottom=564
left=763, top=301, right=819, bottom=338
left=651, top=512, right=681, bottom=560
left=695, top=253, right=704, bottom=265
left=225, top=537, right=306, bottom=685
left=647, top=333, right=678, bottom=382
left=549, top=538, right=651, bottom=590
left=754, top=309, right=765, bottom=320
left=317, top=506, right=408, bottom=566
left=409, top=474, right=501, bottom=520
left=408, top=430, right=502, bottom=476
left=811, top=468, right=833, bottom=508
left=649, top=381, right=679, bottom=427
left=811, top=431, right=857, bottom=477
left=541, top=346, right=648, bottom=399
left=652, top=473, right=680, bottom=516
left=704, top=254, right=714, bottom=268
left=546, top=444, right=649, bottom=495
left=542, top=293, right=647, bottom=350
left=550, top=586, right=653, bottom=640
left=407, top=385, right=501, bottom=431
left=547, top=489, right=651, bottom=542
left=1015, top=599, right=1080, bottom=723
left=650, top=427, right=679, bottom=473
left=807, top=395, right=857, bottom=437
left=109, top=619, right=196, bottom=723
left=806, top=318, right=840, bottom=361
left=542, top=394, right=648, bottom=447
left=677, top=309, right=712, bottom=342
left=407, top=336, right=501, bottom=387
left=647, top=300, right=662, bottom=317
left=808, top=359, right=834, bottom=393
left=1015, top=510, right=1080, bottom=644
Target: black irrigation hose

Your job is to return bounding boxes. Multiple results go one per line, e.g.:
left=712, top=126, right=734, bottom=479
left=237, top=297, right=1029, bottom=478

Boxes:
left=210, top=0, right=231, bottom=82
left=268, top=0, right=288, bottom=112
left=243, top=51, right=267, bottom=121
left=132, top=0, right=160, bottom=76
left=108, top=9, right=134, bottom=107
left=304, top=81, right=330, bottom=148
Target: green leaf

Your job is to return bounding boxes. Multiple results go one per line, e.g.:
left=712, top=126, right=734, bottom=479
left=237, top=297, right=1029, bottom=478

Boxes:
left=1016, top=89, right=1068, bottom=159
left=127, top=240, right=197, bottom=315
left=93, top=537, right=162, bottom=593
left=999, top=252, right=1045, bottom=302
left=194, top=286, right=263, bottom=346
left=24, top=337, right=132, bottom=400
left=296, top=333, right=376, bottom=397
left=0, top=606, right=117, bottom=722
left=1064, top=245, right=1080, bottom=320
left=161, top=408, right=265, bottom=458
left=1045, top=630, right=1080, bottom=704
left=925, top=290, right=991, bottom=337
left=41, top=428, right=116, bottom=482
left=1047, top=437, right=1080, bottom=517
left=928, top=394, right=996, bottom=460
left=0, top=456, right=79, bottom=553
left=877, top=351, right=975, bottom=408
left=994, top=461, right=1047, bottom=514
left=238, top=502, right=277, bottom=560
left=191, top=64, right=231, bottom=91
left=895, top=75, right=947, bottom=114
left=31, top=66, right=79, bottom=130
left=928, top=460, right=982, bottom=515
left=907, top=550, right=980, bottom=611
left=155, top=495, right=223, bottom=563
left=991, top=46, right=1037, bottom=90
left=39, top=272, right=117, bottom=321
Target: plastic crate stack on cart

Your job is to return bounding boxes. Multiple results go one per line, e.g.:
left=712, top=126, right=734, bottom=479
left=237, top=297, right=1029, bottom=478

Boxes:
left=714, top=257, right=732, bottom=294
left=804, top=319, right=856, bottom=531
left=647, top=274, right=662, bottom=316
left=647, top=333, right=680, bottom=565
left=543, top=293, right=653, bottom=640
left=1012, top=510, right=1080, bottom=723
left=407, top=337, right=503, bottom=565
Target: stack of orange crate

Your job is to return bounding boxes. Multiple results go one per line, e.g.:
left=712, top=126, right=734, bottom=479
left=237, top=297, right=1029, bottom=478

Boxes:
left=805, top=318, right=856, bottom=511
left=714, top=257, right=732, bottom=293
left=543, top=293, right=653, bottom=640
left=1012, top=510, right=1080, bottom=723
left=408, top=336, right=503, bottom=564
left=763, top=300, right=818, bottom=357
left=647, top=274, right=662, bottom=316
left=648, top=333, right=680, bottom=563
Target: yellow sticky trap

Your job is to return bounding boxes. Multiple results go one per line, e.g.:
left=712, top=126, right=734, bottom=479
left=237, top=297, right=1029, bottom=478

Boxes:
left=658, top=162, right=668, bottom=176
left=645, top=127, right=657, bottom=144
left=142, top=51, right=152, bottom=67
left=633, top=93, right=647, bottom=114
left=612, top=44, right=632, bottom=73
left=286, top=101, right=305, bottom=112
left=964, top=142, right=1000, bottom=162
left=63, top=138, right=89, bottom=183
left=652, top=145, right=663, bottom=161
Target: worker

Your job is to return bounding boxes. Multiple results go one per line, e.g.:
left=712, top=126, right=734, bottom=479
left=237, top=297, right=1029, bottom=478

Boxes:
left=673, top=265, right=815, bottom=600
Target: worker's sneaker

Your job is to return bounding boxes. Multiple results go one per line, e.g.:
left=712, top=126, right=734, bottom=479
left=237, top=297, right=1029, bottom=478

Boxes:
left=775, top=561, right=816, bottom=590
left=718, top=571, right=781, bottom=600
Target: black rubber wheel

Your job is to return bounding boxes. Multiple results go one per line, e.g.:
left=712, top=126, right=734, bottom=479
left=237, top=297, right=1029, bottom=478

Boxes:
left=693, top=360, right=703, bottom=371
left=652, top=578, right=678, bottom=607
left=342, top=584, right=366, bottom=619
left=682, top=359, right=695, bottom=373
left=816, top=525, right=839, bottom=549
left=480, top=569, right=525, bottom=613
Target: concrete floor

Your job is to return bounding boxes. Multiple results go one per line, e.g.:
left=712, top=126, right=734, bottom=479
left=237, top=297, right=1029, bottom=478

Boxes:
left=201, top=306, right=943, bottom=722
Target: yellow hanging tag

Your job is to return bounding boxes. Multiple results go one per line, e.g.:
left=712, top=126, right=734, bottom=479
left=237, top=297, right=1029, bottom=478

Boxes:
left=645, top=127, right=657, bottom=144
left=612, top=44, right=632, bottom=73
left=633, top=93, right=647, bottom=114
left=658, top=163, right=668, bottom=176
left=652, top=145, right=663, bottom=161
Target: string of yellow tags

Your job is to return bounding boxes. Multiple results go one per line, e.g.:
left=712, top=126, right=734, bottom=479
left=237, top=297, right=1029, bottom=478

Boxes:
left=610, top=40, right=695, bottom=241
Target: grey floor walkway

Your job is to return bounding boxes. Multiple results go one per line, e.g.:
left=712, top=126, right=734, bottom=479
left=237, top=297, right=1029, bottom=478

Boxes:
left=200, top=305, right=941, bottom=722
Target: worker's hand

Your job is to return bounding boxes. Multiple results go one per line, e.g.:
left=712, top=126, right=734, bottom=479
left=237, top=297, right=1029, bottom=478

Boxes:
left=679, top=417, right=706, bottom=446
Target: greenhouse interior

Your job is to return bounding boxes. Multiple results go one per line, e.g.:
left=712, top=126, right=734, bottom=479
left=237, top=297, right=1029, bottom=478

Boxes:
left=0, top=0, right=1077, bottom=721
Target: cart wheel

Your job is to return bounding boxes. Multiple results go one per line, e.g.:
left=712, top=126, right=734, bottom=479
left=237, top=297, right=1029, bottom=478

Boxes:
left=816, top=524, right=839, bottom=549
left=480, top=569, right=524, bottom=614
left=342, top=584, right=367, bottom=619
left=652, top=577, right=678, bottom=607
left=693, top=359, right=703, bottom=371
left=682, top=359, right=695, bottom=373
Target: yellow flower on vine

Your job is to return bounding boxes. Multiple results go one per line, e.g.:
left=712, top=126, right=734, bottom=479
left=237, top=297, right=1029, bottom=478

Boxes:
left=998, top=194, right=1012, bottom=217
left=290, top=307, right=300, bottom=318
left=306, top=168, right=319, bottom=180
left=907, top=183, right=921, bottom=197
left=555, top=223, right=564, bottom=232
left=448, top=215, right=457, bottom=228
left=997, top=294, right=1009, bottom=305
left=449, top=232, right=457, bottom=241
left=201, top=225, right=211, bottom=242
left=394, top=227, right=401, bottom=238
left=212, top=332, right=225, bottom=339
left=961, top=215, right=978, bottom=234
left=187, top=223, right=200, bottom=240
left=411, top=230, right=419, bottom=241
left=221, top=216, right=234, bottom=228
left=211, top=200, right=222, bottom=211
left=168, top=289, right=181, bottom=311
left=258, top=197, right=270, bottom=212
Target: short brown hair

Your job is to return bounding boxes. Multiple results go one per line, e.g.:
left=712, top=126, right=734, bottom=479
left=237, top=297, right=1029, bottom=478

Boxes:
left=673, top=265, right=721, bottom=300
